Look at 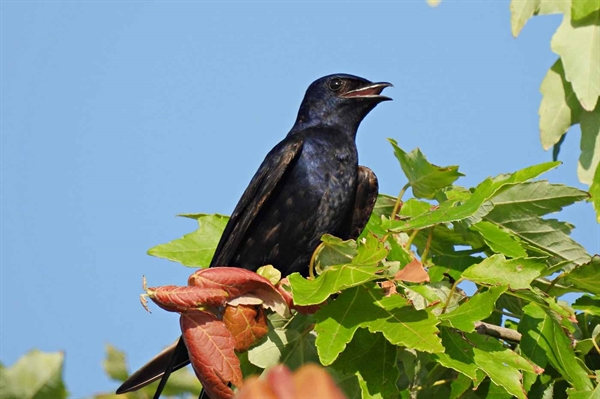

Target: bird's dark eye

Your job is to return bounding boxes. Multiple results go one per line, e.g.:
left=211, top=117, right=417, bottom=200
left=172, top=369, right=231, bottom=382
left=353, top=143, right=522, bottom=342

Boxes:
left=328, top=78, right=344, bottom=92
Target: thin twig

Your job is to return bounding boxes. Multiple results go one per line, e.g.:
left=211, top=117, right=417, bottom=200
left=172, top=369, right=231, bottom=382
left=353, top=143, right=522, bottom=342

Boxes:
left=391, top=182, right=411, bottom=219
left=474, top=321, right=522, bottom=343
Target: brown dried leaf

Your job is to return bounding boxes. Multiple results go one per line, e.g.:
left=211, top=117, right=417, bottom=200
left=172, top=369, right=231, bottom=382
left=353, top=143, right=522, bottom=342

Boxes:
left=395, top=258, right=430, bottom=283
left=379, top=280, right=398, bottom=297
left=222, top=304, right=268, bottom=352
left=147, top=285, right=228, bottom=312
left=181, top=310, right=242, bottom=399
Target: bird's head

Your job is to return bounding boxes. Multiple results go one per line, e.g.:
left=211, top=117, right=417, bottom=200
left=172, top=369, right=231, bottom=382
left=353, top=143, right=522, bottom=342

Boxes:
left=293, top=74, right=392, bottom=135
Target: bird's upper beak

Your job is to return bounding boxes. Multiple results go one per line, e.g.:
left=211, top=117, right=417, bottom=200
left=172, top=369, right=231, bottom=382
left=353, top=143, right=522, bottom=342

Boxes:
left=341, top=82, right=393, bottom=101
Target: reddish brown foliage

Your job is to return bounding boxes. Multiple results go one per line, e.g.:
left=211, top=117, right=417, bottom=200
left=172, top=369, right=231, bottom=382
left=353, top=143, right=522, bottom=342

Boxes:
left=145, top=267, right=290, bottom=399
left=235, top=364, right=347, bottom=399
left=223, top=304, right=268, bottom=352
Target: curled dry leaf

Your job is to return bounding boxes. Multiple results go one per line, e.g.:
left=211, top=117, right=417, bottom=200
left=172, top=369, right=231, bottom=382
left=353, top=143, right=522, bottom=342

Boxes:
left=147, top=285, right=228, bottom=312
left=234, top=364, right=347, bottom=399
left=380, top=280, right=398, bottom=296
left=189, top=268, right=289, bottom=317
left=181, top=310, right=242, bottom=399
left=223, top=304, right=269, bottom=352
left=395, top=258, right=430, bottom=283
left=144, top=268, right=291, bottom=399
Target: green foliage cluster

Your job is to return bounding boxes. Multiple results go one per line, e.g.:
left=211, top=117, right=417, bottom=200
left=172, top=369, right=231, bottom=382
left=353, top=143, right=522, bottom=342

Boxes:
left=2, top=142, right=598, bottom=399
left=510, top=0, right=600, bottom=220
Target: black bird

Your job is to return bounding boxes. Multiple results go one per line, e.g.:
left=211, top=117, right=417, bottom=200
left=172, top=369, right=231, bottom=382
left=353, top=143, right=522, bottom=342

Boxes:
left=117, top=74, right=391, bottom=398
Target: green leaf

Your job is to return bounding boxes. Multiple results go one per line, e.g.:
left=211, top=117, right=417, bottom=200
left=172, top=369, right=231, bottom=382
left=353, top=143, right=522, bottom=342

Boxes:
left=551, top=11, right=600, bottom=111
left=314, top=284, right=443, bottom=365
left=388, top=139, right=463, bottom=199
left=572, top=0, right=600, bottom=20
left=103, top=345, right=128, bottom=382
left=462, top=255, right=546, bottom=289
left=0, top=350, right=67, bottom=399
left=510, top=0, right=568, bottom=37
left=510, top=0, right=541, bottom=37
left=147, top=213, right=228, bottom=267
left=332, top=329, right=400, bottom=399
left=289, top=234, right=388, bottom=305
left=434, top=328, right=538, bottom=399
left=565, top=255, right=600, bottom=295
left=314, top=286, right=372, bottom=365
left=471, top=221, right=528, bottom=258
left=539, top=59, right=583, bottom=151
left=449, top=373, right=473, bottom=399
left=384, top=162, right=560, bottom=231
left=314, top=234, right=357, bottom=273
left=578, top=105, right=600, bottom=185
left=518, top=303, right=593, bottom=391
left=590, top=162, right=600, bottom=222
left=439, top=285, right=508, bottom=332
left=572, top=295, right=600, bottom=316
left=360, top=284, right=443, bottom=353
left=483, top=181, right=591, bottom=268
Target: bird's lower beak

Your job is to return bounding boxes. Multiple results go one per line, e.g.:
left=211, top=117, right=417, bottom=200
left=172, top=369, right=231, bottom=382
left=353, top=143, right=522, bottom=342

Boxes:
left=341, top=82, right=393, bottom=101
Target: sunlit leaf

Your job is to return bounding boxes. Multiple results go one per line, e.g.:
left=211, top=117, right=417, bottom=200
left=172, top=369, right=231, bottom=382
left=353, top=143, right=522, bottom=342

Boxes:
left=578, top=105, right=600, bottom=185
left=539, top=59, right=583, bottom=151
left=518, top=303, right=593, bottom=391
left=148, top=213, right=228, bottom=267
left=0, top=350, right=67, bottom=399
left=389, top=139, right=463, bottom=199
left=439, top=285, right=507, bottom=332
left=551, top=11, right=600, bottom=111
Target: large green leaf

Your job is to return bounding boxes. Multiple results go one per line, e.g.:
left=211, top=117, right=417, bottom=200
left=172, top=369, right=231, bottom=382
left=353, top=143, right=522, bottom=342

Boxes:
left=518, top=303, right=593, bottom=391
left=0, top=350, right=67, bottom=399
left=572, top=295, right=600, bottom=316
left=147, top=213, right=228, bottom=267
left=572, top=0, right=600, bottom=20
left=388, top=139, right=463, bottom=199
left=483, top=181, right=590, bottom=268
left=289, top=234, right=388, bottom=305
left=314, top=284, right=443, bottom=365
left=510, top=0, right=568, bottom=37
left=434, top=328, right=539, bottom=399
left=471, top=221, right=527, bottom=258
left=332, top=329, right=400, bottom=399
left=578, top=105, right=600, bottom=185
left=384, top=163, right=560, bottom=231
left=564, top=255, right=600, bottom=295
left=551, top=10, right=600, bottom=111
left=439, top=285, right=507, bottom=332
left=462, top=255, right=546, bottom=289
left=539, top=59, right=583, bottom=151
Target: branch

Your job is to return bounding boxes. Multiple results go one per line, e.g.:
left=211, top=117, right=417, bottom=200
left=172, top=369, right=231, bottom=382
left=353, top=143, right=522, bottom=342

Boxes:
left=474, top=321, right=522, bottom=343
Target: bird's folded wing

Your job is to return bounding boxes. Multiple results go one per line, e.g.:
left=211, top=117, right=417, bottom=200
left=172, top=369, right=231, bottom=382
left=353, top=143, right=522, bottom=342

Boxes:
left=210, top=137, right=304, bottom=268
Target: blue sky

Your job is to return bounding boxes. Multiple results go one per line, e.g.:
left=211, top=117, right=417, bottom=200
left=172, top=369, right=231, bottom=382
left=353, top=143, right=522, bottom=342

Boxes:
left=1, top=1, right=598, bottom=397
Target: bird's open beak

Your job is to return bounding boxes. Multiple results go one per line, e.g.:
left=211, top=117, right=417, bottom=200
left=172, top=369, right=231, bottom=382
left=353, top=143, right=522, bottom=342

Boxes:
left=341, top=82, right=393, bottom=101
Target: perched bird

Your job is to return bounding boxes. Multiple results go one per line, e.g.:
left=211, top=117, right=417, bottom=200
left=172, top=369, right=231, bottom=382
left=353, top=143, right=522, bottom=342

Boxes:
left=117, top=74, right=391, bottom=398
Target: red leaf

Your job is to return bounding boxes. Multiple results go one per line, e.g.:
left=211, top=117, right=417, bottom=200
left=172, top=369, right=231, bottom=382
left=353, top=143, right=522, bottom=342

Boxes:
left=189, top=268, right=289, bottom=316
left=148, top=285, right=228, bottom=312
left=181, top=310, right=242, bottom=399
left=394, top=258, right=430, bottom=283
left=222, top=304, right=268, bottom=352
